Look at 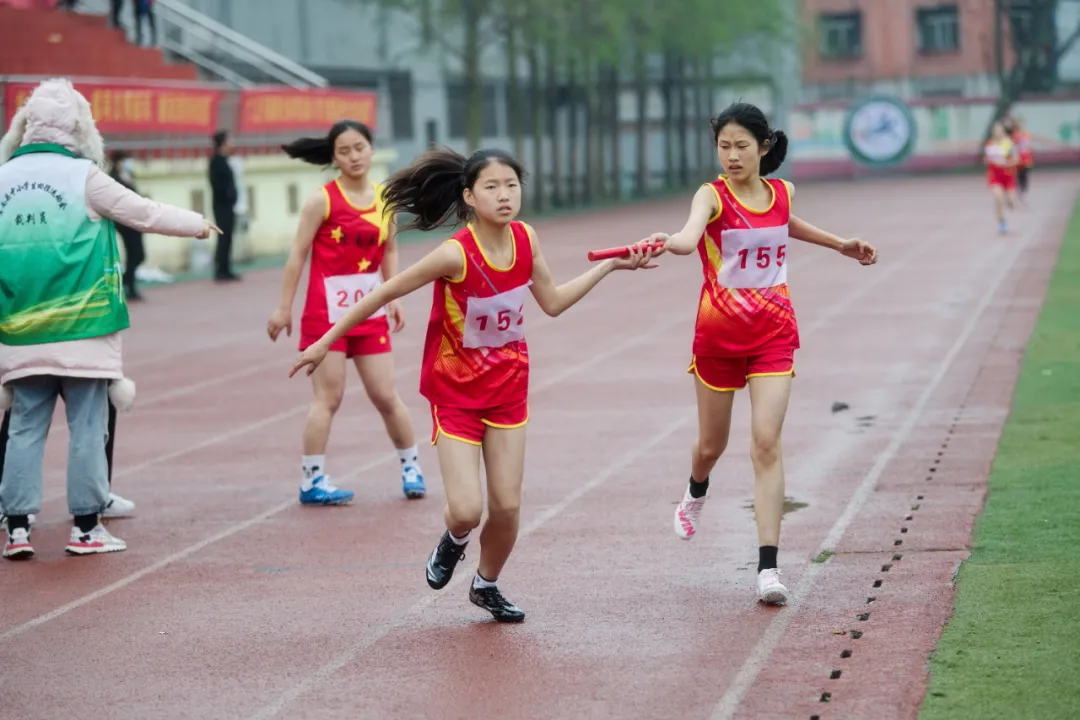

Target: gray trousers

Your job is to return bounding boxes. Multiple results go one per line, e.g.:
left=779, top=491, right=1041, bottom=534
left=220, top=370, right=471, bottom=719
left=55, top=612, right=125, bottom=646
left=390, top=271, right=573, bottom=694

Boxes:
left=0, top=376, right=110, bottom=517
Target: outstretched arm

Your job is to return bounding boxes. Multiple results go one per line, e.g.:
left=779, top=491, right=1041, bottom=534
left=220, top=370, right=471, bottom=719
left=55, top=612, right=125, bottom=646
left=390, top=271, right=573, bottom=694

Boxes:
left=528, top=225, right=659, bottom=317
left=789, top=215, right=877, bottom=265
left=290, top=240, right=464, bottom=376
left=638, top=184, right=718, bottom=256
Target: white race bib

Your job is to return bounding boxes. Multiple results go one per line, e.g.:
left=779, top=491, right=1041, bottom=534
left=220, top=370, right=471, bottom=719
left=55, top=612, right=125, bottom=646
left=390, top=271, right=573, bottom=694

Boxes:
left=325, top=272, right=386, bottom=323
left=717, top=225, right=790, bottom=289
left=462, top=283, right=529, bottom=349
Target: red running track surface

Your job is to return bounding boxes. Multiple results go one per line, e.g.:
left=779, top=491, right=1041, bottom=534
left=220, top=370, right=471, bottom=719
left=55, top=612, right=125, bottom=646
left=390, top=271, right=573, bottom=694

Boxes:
left=1, top=171, right=1075, bottom=719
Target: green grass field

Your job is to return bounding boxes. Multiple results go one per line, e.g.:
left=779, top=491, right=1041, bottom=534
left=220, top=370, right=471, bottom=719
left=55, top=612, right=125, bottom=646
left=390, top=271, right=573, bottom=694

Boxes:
left=918, top=197, right=1080, bottom=719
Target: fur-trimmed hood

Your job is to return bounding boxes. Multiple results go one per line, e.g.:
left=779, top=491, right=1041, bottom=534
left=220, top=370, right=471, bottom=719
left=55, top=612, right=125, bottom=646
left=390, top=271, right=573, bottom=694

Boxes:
left=0, top=78, right=105, bottom=166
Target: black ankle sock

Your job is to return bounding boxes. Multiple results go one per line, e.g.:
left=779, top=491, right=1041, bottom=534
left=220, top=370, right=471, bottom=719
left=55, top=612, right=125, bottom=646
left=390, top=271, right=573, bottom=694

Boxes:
left=7, top=515, right=30, bottom=532
left=688, top=476, right=709, bottom=499
left=74, top=514, right=97, bottom=534
left=758, top=546, right=778, bottom=573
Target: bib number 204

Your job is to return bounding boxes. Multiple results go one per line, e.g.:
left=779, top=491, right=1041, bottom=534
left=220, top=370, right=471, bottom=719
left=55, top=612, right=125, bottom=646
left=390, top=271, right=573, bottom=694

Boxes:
left=336, top=288, right=367, bottom=307
left=736, top=245, right=786, bottom=270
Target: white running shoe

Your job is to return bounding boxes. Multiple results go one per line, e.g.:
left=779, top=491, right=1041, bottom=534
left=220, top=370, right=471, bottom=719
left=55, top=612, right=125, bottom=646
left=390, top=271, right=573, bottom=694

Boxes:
left=102, top=492, right=136, bottom=518
left=65, top=524, right=127, bottom=555
left=3, top=527, right=34, bottom=560
left=673, top=486, right=709, bottom=540
left=757, top=568, right=789, bottom=605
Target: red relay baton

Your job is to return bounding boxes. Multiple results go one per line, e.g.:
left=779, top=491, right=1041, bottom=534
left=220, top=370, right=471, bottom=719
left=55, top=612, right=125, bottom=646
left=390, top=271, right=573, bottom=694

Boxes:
left=587, top=239, right=666, bottom=262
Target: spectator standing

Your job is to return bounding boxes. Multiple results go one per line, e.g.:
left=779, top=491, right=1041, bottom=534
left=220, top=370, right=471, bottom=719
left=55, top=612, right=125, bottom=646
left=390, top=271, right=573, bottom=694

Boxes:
left=208, top=130, right=241, bottom=282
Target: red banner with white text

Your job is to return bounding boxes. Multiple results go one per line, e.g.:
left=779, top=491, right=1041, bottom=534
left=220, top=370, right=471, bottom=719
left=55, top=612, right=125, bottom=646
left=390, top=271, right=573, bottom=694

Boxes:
left=237, top=88, right=378, bottom=134
left=3, top=81, right=224, bottom=134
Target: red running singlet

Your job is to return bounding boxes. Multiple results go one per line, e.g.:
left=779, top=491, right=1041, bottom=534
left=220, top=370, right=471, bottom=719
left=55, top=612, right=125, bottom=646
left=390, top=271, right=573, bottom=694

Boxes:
left=692, top=176, right=800, bottom=358
left=300, top=179, right=392, bottom=339
left=419, top=222, right=534, bottom=409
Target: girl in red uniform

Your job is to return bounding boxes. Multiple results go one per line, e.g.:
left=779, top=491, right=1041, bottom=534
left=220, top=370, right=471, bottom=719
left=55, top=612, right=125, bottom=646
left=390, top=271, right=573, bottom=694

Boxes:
left=269, top=120, right=426, bottom=506
left=639, top=102, right=877, bottom=606
left=1007, top=116, right=1034, bottom=205
left=984, top=120, right=1019, bottom=234
left=290, top=147, right=659, bottom=621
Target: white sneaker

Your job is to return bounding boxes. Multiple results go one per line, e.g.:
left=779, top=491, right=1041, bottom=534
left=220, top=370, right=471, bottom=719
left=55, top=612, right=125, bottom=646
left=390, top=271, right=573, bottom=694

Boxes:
left=102, top=492, right=136, bottom=518
left=673, top=486, right=709, bottom=540
left=757, top=568, right=789, bottom=605
left=65, top=524, right=127, bottom=555
left=3, top=527, right=34, bottom=560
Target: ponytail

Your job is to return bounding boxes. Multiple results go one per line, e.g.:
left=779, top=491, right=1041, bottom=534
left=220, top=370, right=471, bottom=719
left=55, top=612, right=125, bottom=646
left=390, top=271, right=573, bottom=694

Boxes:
left=710, top=102, right=789, bottom=177
left=759, top=130, right=788, bottom=177
left=382, top=147, right=470, bottom=232
left=281, top=136, right=334, bottom=166
left=281, top=119, right=374, bottom=167
left=382, top=146, right=526, bottom=232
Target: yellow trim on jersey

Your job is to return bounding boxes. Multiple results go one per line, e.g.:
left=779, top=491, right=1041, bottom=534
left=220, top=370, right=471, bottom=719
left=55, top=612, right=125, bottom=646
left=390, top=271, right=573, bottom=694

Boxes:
left=373, top=183, right=390, bottom=246
left=333, top=178, right=377, bottom=213
left=704, top=183, right=723, bottom=223
left=780, top=179, right=795, bottom=205
left=445, top=239, right=468, bottom=284
left=721, top=176, right=776, bottom=215
left=321, top=186, right=331, bottom=221
left=468, top=222, right=516, bottom=272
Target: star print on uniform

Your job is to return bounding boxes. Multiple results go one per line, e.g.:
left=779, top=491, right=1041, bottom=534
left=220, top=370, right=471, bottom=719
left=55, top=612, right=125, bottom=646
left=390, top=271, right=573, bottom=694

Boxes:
left=331, top=226, right=344, bottom=243
left=358, top=259, right=372, bottom=272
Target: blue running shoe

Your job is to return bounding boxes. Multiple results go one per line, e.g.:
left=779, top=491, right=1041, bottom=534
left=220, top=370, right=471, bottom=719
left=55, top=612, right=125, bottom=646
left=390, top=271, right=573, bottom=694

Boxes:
left=402, top=466, right=427, bottom=499
left=299, top=476, right=354, bottom=506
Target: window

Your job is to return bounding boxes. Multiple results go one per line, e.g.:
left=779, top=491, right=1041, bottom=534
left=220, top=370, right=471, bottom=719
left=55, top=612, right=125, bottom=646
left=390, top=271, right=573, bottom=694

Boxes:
left=917, top=5, right=960, bottom=53
left=446, top=80, right=499, bottom=140
left=819, top=11, right=862, bottom=59
left=387, top=71, right=415, bottom=141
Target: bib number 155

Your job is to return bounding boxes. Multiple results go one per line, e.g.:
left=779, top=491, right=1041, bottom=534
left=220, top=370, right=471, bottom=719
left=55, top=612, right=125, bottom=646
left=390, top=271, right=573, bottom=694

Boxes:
left=736, top=244, right=786, bottom=269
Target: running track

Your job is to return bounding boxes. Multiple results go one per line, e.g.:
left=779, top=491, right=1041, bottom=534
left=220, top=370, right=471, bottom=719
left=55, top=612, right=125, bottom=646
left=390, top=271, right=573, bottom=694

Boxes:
left=2, top=172, right=1074, bottom=719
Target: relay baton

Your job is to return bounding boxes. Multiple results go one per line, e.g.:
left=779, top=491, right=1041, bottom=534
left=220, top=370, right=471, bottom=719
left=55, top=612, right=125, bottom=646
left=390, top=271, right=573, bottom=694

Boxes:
left=587, top=239, right=666, bottom=262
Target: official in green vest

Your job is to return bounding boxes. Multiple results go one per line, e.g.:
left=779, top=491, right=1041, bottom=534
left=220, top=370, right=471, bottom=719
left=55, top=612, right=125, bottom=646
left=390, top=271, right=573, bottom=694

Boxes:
left=0, top=78, right=217, bottom=561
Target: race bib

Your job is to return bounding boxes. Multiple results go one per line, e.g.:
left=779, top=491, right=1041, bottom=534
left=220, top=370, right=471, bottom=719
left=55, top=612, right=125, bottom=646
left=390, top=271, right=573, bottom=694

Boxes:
left=717, top=225, right=789, bottom=289
left=325, top=272, right=386, bottom=323
left=462, top=283, right=529, bottom=349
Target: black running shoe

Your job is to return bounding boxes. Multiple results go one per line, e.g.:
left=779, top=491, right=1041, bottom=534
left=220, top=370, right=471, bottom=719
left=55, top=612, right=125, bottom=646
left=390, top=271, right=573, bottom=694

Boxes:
left=426, top=530, right=467, bottom=590
left=469, top=584, right=525, bottom=623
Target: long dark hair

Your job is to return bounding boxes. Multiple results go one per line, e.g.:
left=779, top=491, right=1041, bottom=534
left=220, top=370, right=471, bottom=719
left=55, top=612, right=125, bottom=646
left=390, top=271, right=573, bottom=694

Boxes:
left=281, top=119, right=374, bottom=166
left=381, top=147, right=526, bottom=232
left=710, top=102, right=788, bottom=177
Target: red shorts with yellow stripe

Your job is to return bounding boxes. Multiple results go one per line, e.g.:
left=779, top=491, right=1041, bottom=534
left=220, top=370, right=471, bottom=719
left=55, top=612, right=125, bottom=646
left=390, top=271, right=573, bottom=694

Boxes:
left=688, top=349, right=795, bottom=392
left=430, top=399, right=529, bottom=446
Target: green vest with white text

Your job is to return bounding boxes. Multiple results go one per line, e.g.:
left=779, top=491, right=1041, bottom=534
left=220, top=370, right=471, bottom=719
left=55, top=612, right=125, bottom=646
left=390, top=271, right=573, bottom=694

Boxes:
left=0, top=143, right=129, bottom=346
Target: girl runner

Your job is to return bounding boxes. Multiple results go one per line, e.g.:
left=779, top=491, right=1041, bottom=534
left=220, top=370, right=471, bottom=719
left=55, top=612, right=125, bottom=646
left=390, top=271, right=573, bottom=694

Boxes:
left=269, top=120, right=426, bottom=505
left=290, top=147, right=660, bottom=621
left=1008, top=116, right=1034, bottom=205
left=984, top=120, right=1019, bottom=233
left=638, top=102, right=877, bottom=606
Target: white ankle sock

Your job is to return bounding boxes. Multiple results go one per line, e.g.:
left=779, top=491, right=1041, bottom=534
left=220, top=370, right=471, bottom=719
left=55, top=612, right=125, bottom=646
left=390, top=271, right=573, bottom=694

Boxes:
left=301, top=454, right=326, bottom=491
left=397, top=445, right=420, bottom=471
left=472, top=572, right=496, bottom=590
left=449, top=529, right=470, bottom=545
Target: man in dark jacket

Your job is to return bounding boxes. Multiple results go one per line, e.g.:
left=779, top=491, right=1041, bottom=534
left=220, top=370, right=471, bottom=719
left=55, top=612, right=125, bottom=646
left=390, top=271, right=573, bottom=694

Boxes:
left=208, top=130, right=241, bottom=282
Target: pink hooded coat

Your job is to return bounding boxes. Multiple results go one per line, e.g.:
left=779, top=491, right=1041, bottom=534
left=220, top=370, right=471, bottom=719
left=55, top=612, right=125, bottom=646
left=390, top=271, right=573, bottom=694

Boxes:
left=0, top=79, right=207, bottom=394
